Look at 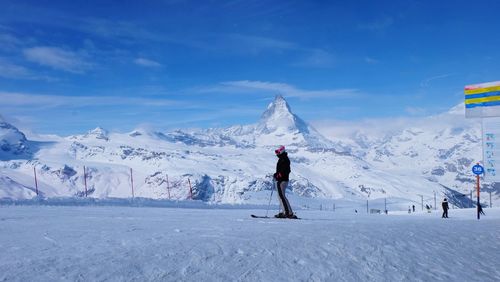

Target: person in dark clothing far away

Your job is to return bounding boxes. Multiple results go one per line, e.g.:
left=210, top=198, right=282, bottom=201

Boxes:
left=412, top=205, right=415, bottom=212
left=478, top=203, right=485, bottom=215
left=442, top=198, right=449, bottom=218
left=273, top=145, right=297, bottom=219
left=425, top=204, right=431, bottom=213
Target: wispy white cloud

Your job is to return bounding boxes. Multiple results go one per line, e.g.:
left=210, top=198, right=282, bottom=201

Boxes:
left=0, top=33, right=23, bottom=51
left=364, top=57, right=380, bottom=64
left=292, top=49, right=335, bottom=68
left=0, top=91, right=180, bottom=108
left=134, top=57, right=162, bottom=68
left=200, top=80, right=360, bottom=99
left=312, top=103, right=468, bottom=141
left=0, top=59, right=31, bottom=79
left=420, top=73, right=454, bottom=88
left=77, top=18, right=168, bottom=46
left=23, top=46, right=92, bottom=73
left=405, top=106, right=427, bottom=116
left=214, top=33, right=297, bottom=54
left=0, top=58, right=56, bottom=81
left=358, top=17, right=394, bottom=31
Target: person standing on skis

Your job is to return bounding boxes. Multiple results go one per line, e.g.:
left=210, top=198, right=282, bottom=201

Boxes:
left=273, top=145, right=297, bottom=219
left=441, top=198, right=449, bottom=218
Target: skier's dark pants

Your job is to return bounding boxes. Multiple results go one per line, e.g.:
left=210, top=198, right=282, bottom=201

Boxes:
left=442, top=210, right=448, bottom=218
left=277, top=181, right=292, bottom=215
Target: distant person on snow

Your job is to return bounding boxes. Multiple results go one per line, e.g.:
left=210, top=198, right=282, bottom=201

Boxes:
left=412, top=205, right=415, bottom=212
left=442, top=198, right=449, bottom=218
left=273, top=145, right=297, bottom=219
left=478, top=203, right=485, bottom=215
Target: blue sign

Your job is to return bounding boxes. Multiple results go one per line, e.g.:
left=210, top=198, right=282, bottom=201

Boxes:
left=472, top=164, right=484, bottom=175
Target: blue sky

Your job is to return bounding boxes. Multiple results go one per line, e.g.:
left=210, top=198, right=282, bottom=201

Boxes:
left=1, top=0, right=499, bottom=135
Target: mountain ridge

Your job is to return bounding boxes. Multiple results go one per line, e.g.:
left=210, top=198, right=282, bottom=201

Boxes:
left=0, top=96, right=497, bottom=207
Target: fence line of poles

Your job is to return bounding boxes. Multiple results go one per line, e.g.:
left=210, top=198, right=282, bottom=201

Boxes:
left=29, top=165, right=496, bottom=208
left=31, top=165, right=196, bottom=200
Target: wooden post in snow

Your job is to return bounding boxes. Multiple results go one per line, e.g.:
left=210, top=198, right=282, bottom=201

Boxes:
left=83, top=166, right=88, bottom=197
left=33, top=166, right=38, bottom=196
left=130, top=168, right=135, bottom=198
left=188, top=178, right=193, bottom=200
left=166, top=174, right=170, bottom=200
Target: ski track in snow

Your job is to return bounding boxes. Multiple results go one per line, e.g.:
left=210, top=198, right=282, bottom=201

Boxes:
left=0, top=206, right=499, bottom=282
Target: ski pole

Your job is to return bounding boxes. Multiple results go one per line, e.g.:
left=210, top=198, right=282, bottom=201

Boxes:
left=265, top=177, right=275, bottom=218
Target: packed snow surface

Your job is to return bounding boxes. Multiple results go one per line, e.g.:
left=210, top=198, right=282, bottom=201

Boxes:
left=0, top=204, right=499, bottom=281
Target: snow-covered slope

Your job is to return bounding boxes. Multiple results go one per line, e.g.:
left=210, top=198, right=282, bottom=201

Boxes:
left=348, top=104, right=493, bottom=206
left=1, top=205, right=499, bottom=281
left=0, top=96, right=497, bottom=206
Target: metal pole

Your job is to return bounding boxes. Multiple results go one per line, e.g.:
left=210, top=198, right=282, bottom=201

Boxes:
left=265, top=179, right=275, bottom=217
left=83, top=166, right=88, bottom=197
left=477, top=174, right=480, bottom=220
left=130, top=168, right=134, bottom=198
left=166, top=174, right=170, bottom=200
left=366, top=199, right=369, bottom=214
left=33, top=166, right=38, bottom=196
left=188, top=178, right=193, bottom=200
left=470, top=191, right=473, bottom=208
left=490, top=191, right=492, bottom=208
left=434, top=191, right=436, bottom=210
left=384, top=198, right=387, bottom=213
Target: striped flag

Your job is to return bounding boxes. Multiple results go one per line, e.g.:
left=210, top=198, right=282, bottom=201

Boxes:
left=465, top=81, right=500, bottom=118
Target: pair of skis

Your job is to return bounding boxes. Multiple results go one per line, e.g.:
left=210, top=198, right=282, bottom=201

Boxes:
left=251, top=177, right=299, bottom=219
left=250, top=214, right=300, bottom=219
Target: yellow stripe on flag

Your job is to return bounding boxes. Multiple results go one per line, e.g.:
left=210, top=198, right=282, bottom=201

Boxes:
left=465, top=95, right=500, bottom=105
left=465, top=85, right=500, bottom=95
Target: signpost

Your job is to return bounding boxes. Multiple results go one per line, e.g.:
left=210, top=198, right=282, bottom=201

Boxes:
left=472, top=163, right=484, bottom=220
left=481, top=117, right=500, bottom=181
left=465, top=81, right=500, bottom=219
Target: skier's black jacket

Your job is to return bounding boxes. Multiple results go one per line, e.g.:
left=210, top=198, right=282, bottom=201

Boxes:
left=275, top=152, right=291, bottom=181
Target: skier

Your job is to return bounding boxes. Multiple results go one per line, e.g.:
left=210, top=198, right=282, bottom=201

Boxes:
left=273, top=145, right=297, bottom=219
left=425, top=204, right=431, bottom=213
left=441, top=198, right=449, bottom=218
left=478, top=203, right=485, bottom=215
left=412, top=205, right=415, bottom=212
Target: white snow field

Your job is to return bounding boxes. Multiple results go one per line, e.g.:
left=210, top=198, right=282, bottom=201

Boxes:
left=1, top=205, right=499, bottom=282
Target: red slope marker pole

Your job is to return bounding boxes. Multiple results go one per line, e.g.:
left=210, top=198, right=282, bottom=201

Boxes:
left=166, top=174, right=170, bottom=200
left=83, top=166, right=88, bottom=197
left=188, top=178, right=193, bottom=200
left=33, top=166, right=38, bottom=196
left=477, top=173, right=480, bottom=220
left=131, top=168, right=135, bottom=198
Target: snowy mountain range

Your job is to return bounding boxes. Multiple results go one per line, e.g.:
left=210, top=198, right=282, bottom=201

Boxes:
left=0, top=96, right=497, bottom=206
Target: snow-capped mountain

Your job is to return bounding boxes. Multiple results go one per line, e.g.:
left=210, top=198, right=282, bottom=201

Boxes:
left=254, top=95, right=333, bottom=148
left=0, top=117, right=30, bottom=160
left=0, top=96, right=497, bottom=206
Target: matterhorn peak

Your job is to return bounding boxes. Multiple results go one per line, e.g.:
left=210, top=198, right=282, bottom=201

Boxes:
left=252, top=95, right=335, bottom=148
left=258, top=95, right=309, bottom=134
left=260, top=95, right=293, bottom=121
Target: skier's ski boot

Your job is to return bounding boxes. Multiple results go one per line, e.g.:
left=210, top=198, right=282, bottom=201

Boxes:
left=286, top=213, right=298, bottom=219
left=274, top=212, right=286, bottom=218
